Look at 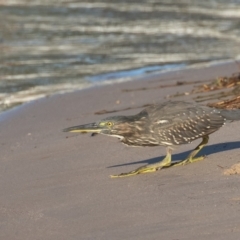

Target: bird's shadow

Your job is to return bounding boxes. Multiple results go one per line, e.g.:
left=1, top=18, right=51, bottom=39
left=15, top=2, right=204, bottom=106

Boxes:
left=108, top=141, right=240, bottom=168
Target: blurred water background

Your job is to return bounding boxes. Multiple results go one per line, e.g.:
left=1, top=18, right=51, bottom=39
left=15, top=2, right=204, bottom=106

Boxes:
left=1, top=0, right=240, bottom=113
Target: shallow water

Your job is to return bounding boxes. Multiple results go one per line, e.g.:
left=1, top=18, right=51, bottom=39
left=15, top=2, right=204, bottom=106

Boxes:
left=1, top=0, right=240, bottom=113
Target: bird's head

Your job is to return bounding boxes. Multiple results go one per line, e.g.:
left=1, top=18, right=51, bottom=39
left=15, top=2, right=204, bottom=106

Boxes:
left=63, top=116, right=138, bottom=138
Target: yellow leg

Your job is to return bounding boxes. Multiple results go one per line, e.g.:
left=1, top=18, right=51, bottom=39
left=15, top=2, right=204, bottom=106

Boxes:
left=173, top=135, right=209, bottom=166
left=110, top=147, right=172, bottom=178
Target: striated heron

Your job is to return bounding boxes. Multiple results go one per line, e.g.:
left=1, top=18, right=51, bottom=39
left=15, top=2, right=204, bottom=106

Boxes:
left=63, top=101, right=240, bottom=178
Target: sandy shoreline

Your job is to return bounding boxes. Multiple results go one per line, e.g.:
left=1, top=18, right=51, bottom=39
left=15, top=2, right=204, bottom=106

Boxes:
left=1, top=61, right=240, bottom=239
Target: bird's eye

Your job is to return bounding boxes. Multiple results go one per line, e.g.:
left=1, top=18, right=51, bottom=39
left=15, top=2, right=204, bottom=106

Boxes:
left=107, top=122, right=113, bottom=127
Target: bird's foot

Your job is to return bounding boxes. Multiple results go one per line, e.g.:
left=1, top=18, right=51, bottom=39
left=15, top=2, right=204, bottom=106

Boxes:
left=110, top=154, right=172, bottom=178
left=110, top=164, right=161, bottom=178
left=173, top=155, right=206, bottom=167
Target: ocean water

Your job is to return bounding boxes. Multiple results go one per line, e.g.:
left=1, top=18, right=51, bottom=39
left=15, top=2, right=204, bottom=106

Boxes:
left=1, top=0, right=240, bottom=113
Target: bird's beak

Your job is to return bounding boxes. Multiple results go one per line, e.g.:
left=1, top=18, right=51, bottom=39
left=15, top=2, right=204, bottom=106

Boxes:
left=63, top=122, right=102, bottom=133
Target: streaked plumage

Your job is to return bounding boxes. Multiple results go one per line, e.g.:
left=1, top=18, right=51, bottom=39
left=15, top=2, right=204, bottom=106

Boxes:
left=63, top=101, right=240, bottom=178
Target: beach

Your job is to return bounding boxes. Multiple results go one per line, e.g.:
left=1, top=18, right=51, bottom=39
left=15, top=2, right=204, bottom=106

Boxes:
left=0, top=61, right=240, bottom=239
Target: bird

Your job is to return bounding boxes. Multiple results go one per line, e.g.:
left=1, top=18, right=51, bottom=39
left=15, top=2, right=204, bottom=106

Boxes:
left=63, top=101, right=240, bottom=178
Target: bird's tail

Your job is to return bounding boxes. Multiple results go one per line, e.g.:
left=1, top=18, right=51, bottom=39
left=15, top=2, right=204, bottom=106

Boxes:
left=220, top=109, right=240, bottom=121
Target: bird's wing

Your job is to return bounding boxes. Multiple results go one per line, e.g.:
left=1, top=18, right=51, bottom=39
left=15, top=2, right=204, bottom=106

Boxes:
left=146, top=103, right=225, bottom=145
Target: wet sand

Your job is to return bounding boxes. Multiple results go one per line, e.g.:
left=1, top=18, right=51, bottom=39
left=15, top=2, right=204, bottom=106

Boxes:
left=1, top=61, right=240, bottom=240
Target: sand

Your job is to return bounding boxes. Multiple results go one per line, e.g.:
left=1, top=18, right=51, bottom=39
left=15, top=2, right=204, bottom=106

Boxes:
left=1, top=61, right=240, bottom=240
